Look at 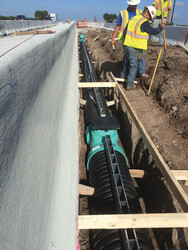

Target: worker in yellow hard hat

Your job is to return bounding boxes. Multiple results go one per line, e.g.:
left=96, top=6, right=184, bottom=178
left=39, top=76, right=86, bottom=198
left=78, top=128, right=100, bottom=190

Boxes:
left=150, top=0, right=172, bottom=45
left=111, top=0, right=149, bottom=80
left=123, top=6, right=165, bottom=90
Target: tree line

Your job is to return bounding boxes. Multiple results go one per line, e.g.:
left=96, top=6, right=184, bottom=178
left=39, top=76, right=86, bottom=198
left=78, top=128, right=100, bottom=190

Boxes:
left=103, top=13, right=117, bottom=23
left=0, top=10, right=50, bottom=20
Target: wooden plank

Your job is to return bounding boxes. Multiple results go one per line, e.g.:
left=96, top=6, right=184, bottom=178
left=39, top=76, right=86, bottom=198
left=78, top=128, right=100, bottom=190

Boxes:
left=79, top=98, right=87, bottom=106
left=110, top=72, right=188, bottom=212
left=107, top=99, right=119, bottom=107
left=129, top=169, right=145, bottom=178
left=185, top=181, right=188, bottom=187
left=13, top=30, right=56, bottom=36
left=115, top=77, right=138, bottom=84
left=79, top=184, right=94, bottom=196
left=93, top=35, right=100, bottom=41
left=171, top=170, right=188, bottom=181
left=78, top=213, right=188, bottom=229
left=129, top=169, right=188, bottom=180
left=78, top=82, right=116, bottom=88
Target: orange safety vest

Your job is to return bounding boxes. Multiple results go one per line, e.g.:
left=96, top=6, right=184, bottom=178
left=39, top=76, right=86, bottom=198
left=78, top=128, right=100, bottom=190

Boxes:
left=78, top=19, right=82, bottom=28
left=84, top=20, right=87, bottom=27
left=118, top=9, right=142, bottom=41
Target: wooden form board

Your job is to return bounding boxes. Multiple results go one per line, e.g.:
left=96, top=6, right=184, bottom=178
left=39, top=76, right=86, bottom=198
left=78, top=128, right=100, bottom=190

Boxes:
left=78, top=82, right=116, bottom=88
left=78, top=213, right=188, bottom=229
left=129, top=169, right=188, bottom=181
left=79, top=98, right=87, bottom=106
left=115, top=77, right=138, bottom=84
left=110, top=72, right=188, bottom=212
left=79, top=184, right=94, bottom=196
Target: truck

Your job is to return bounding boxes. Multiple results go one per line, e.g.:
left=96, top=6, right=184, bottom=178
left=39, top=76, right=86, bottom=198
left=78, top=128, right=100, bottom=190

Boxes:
left=49, top=13, right=57, bottom=21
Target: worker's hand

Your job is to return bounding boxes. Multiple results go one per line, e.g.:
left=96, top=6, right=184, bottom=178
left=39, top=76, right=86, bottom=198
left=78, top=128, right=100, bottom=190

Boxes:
left=110, top=39, right=115, bottom=50
left=160, top=22, right=166, bottom=29
left=110, top=39, right=115, bottom=46
left=166, top=18, right=170, bottom=24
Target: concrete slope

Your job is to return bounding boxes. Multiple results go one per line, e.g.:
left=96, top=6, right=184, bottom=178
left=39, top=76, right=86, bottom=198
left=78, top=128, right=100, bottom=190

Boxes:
left=0, top=22, right=79, bottom=249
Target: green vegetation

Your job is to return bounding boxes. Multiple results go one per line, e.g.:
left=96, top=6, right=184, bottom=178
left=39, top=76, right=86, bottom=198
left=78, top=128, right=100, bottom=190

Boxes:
left=103, top=13, right=117, bottom=23
left=34, top=10, right=48, bottom=20
left=0, top=15, right=15, bottom=20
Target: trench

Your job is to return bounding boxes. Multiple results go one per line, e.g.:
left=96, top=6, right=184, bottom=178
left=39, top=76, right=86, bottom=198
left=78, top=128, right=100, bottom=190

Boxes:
left=78, top=34, right=188, bottom=250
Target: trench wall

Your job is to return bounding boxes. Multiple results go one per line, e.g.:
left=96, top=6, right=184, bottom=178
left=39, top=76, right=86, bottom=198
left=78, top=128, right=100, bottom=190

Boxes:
left=0, top=22, right=79, bottom=249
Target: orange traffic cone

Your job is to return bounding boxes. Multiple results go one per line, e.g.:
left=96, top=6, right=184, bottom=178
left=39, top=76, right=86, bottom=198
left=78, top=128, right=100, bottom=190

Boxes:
left=78, top=19, right=82, bottom=28
left=84, top=19, right=88, bottom=28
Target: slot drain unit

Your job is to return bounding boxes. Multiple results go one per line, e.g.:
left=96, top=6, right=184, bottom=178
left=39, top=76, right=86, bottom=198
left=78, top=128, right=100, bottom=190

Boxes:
left=79, top=34, right=154, bottom=250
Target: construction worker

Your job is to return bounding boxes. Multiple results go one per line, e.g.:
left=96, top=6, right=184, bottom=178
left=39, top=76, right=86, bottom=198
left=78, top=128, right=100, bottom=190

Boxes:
left=123, top=6, right=165, bottom=90
left=150, top=0, right=172, bottom=45
left=111, top=0, right=148, bottom=79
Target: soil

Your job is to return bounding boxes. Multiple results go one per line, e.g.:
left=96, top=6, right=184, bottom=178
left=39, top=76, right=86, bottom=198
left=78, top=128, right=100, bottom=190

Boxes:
left=78, top=28, right=188, bottom=249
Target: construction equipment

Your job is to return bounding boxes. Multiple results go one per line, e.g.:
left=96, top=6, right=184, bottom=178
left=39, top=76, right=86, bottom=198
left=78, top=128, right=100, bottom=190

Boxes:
left=160, top=0, right=170, bottom=70
left=146, top=49, right=162, bottom=96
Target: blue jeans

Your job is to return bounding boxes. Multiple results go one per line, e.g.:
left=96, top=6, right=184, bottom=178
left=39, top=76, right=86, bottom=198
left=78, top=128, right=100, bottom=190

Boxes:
left=124, top=45, right=139, bottom=86
left=150, top=19, right=164, bottom=45
left=121, top=45, right=145, bottom=78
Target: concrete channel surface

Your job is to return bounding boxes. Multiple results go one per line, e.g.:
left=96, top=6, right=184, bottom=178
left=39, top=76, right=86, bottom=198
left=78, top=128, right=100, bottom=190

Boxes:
left=0, top=22, right=79, bottom=249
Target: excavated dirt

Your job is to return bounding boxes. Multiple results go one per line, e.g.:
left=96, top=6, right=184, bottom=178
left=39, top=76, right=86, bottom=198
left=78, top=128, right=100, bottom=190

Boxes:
left=78, top=28, right=188, bottom=249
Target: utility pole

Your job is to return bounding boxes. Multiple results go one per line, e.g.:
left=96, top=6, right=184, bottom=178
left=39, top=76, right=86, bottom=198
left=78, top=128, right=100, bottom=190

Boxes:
left=170, top=0, right=176, bottom=24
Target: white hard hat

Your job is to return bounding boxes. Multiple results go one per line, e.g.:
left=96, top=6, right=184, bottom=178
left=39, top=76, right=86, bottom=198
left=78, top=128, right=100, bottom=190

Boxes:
left=146, top=6, right=157, bottom=20
left=127, top=0, right=140, bottom=5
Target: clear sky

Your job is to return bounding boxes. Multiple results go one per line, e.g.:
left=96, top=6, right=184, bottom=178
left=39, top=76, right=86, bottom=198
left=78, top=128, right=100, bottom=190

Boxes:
left=0, top=0, right=188, bottom=25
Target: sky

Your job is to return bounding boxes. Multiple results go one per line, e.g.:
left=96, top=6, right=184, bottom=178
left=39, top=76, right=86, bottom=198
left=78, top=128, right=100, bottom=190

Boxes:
left=0, top=0, right=188, bottom=25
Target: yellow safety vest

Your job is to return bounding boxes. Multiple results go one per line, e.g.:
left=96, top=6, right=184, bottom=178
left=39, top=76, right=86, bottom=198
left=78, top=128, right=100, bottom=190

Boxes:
left=124, top=14, right=149, bottom=51
left=118, top=9, right=142, bottom=41
left=153, top=0, right=172, bottom=18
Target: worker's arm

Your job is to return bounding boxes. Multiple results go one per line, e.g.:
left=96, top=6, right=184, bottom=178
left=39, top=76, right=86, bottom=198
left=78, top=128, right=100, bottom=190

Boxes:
left=111, top=13, right=122, bottom=47
left=166, top=9, right=171, bottom=24
left=166, top=0, right=173, bottom=23
left=141, top=21, right=165, bottom=35
left=111, top=26, right=121, bottom=46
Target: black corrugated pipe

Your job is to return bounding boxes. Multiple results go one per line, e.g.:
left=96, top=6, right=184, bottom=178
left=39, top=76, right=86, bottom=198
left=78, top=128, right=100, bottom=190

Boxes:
left=79, top=35, right=154, bottom=250
left=89, top=150, right=154, bottom=250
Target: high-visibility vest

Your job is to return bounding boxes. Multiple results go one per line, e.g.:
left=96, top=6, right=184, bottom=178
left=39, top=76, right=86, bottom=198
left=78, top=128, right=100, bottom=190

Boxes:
left=124, top=14, right=149, bottom=51
left=118, top=9, right=142, bottom=41
left=153, top=0, right=172, bottom=18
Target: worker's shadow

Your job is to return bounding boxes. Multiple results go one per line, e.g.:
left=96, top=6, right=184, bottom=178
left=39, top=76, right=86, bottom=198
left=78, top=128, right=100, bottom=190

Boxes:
left=98, top=60, right=122, bottom=80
